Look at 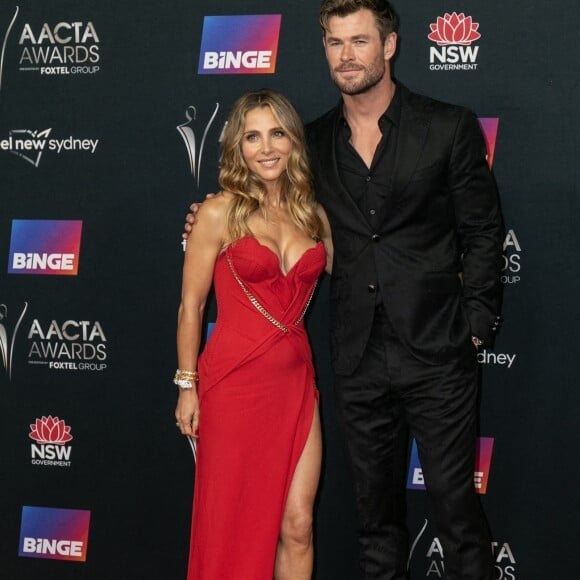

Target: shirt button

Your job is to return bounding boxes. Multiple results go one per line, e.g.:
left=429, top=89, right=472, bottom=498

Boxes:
left=368, top=284, right=376, bottom=293
left=372, top=234, right=380, bottom=242
left=365, top=176, right=371, bottom=182
left=369, top=209, right=376, bottom=215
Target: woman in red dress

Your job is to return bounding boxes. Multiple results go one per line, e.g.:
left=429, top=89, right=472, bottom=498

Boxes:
left=174, top=89, right=333, bottom=579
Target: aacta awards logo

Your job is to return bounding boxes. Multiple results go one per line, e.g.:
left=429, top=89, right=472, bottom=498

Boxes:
left=29, top=415, right=73, bottom=467
left=0, top=301, right=28, bottom=380
left=428, top=12, right=481, bottom=71
left=26, top=318, right=108, bottom=372
left=19, top=506, right=91, bottom=562
left=502, top=228, right=521, bottom=285
left=408, top=520, right=517, bottom=578
left=18, top=18, right=100, bottom=76
left=1, top=128, right=99, bottom=167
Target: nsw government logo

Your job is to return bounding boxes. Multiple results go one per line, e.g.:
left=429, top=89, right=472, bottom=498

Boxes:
left=8, top=220, right=82, bottom=276
left=19, top=506, right=90, bottom=562
left=29, top=415, right=73, bottom=467
left=428, top=12, right=481, bottom=71
left=198, top=15, right=282, bottom=75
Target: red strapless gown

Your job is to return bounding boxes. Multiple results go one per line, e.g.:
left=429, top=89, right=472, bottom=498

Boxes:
left=187, top=236, right=325, bottom=580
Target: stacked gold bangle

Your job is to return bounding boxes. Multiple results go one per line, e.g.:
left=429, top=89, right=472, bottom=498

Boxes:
left=173, top=369, right=199, bottom=389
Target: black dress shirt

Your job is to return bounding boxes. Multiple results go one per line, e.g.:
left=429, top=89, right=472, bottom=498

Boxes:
left=335, top=85, right=401, bottom=231
left=334, top=85, right=401, bottom=305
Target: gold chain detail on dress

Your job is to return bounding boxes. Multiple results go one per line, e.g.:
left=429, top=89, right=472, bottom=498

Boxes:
left=226, top=252, right=318, bottom=333
left=294, top=279, right=317, bottom=326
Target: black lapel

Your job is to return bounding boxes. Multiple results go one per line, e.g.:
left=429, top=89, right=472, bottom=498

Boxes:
left=392, top=86, right=431, bottom=198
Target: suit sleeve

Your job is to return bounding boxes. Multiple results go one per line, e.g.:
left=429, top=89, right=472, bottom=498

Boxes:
left=449, top=109, right=504, bottom=344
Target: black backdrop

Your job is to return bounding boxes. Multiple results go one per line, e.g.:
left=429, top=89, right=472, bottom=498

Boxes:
left=1, top=1, right=579, bottom=578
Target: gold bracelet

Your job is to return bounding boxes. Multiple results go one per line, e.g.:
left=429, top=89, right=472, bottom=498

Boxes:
left=173, top=369, right=199, bottom=389
left=174, top=369, right=199, bottom=381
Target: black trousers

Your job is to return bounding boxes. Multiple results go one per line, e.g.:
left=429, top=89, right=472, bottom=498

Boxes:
left=333, top=305, right=493, bottom=580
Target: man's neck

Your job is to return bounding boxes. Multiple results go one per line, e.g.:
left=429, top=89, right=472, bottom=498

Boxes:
left=342, top=77, right=396, bottom=125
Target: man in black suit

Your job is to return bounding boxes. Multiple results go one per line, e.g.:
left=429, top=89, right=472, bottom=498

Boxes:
left=184, top=1, right=503, bottom=577
left=307, top=1, right=503, bottom=579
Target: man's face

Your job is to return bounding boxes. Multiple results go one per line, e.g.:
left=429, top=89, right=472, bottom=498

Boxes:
left=323, top=9, right=396, bottom=95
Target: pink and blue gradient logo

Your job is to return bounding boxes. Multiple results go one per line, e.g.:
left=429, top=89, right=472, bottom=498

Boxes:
left=407, top=437, right=495, bottom=494
left=8, top=219, right=83, bottom=276
left=19, top=506, right=91, bottom=561
left=198, top=15, right=282, bottom=75
left=473, top=436, right=494, bottom=493
left=478, top=118, right=499, bottom=169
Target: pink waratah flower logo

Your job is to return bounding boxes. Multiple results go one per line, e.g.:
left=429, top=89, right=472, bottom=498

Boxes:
left=428, top=12, right=481, bottom=46
left=29, top=416, right=73, bottom=445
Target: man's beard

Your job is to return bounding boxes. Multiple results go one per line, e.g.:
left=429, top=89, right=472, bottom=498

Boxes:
left=330, top=60, right=386, bottom=95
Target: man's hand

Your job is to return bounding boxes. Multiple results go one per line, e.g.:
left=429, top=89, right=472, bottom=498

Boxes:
left=182, top=193, right=218, bottom=240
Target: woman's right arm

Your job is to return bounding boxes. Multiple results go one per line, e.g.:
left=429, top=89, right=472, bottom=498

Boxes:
left=175, top=195, right=228, bottom=437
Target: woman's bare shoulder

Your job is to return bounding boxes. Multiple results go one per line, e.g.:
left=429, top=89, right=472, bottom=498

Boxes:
left=197, top=191, right=234, bottom=222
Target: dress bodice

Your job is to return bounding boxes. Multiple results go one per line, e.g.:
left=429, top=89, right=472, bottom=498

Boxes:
left=197, top=236, right=325, bottom=398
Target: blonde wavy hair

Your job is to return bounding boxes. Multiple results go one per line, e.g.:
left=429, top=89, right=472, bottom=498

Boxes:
left=219, top=89, right=322, bottom=241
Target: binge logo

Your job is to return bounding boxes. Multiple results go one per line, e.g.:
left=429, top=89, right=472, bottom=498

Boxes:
left=8, top=220, right=82, bottom=276
left=478, top=118, right=499, bottom=169
left=19, top=506, right=90, bottom=561
left=198, top=15, right=282, bottom=75
left=407, top=437, right=494, bottom=494
left=474, top=437, right=494, bottom=493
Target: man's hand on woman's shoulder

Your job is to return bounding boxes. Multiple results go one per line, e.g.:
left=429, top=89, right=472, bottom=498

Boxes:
left=183, top=192, right=220, bottom=240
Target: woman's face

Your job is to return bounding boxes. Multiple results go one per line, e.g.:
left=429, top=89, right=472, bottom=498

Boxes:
left=241, top=106, right=292, bottom=189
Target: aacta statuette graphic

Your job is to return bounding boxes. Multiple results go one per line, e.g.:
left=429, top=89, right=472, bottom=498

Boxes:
left=177, top=103, right=220, bottom=191
left=0, top=302, right=28, bottom=380
left=0, top=6, right=20, bottom=93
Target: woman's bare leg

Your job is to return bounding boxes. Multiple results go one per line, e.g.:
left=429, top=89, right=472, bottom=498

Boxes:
left=275, top=402, right=322, bottom=579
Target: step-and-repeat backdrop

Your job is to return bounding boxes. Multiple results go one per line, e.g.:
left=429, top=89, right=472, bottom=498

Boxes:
left=1, top=1, right=579, bottom=578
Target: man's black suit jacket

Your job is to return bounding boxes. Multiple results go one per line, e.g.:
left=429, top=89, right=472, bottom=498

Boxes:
left=306, top=83, right=504, bottom=375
